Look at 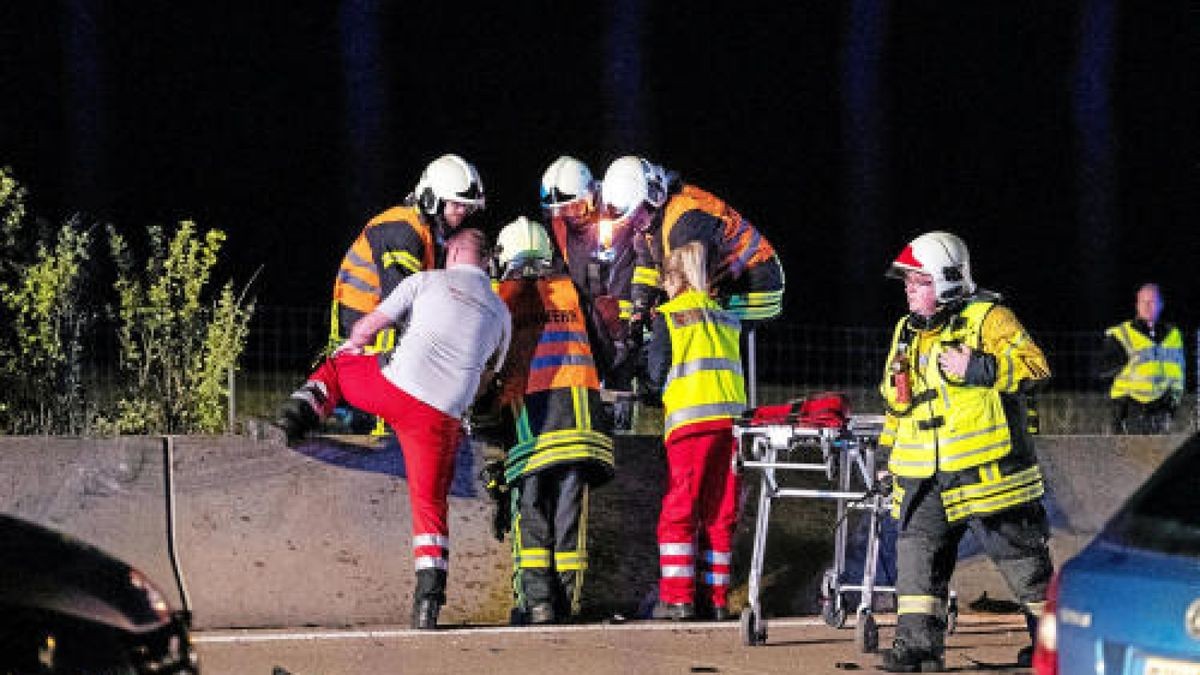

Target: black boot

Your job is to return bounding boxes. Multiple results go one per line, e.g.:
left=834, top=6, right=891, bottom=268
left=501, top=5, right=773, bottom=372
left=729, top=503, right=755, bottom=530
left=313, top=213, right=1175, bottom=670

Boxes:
left=274, top=397, right=319, bottom=446
left=411, top=569, right=446, bottom=630
left=528, top=602, right=557, bottom=625
left=880, top=638, right=946, bottom=673
left=651, top=602, right=695, bottom=621
left=411, top=597, right=440, bottom=630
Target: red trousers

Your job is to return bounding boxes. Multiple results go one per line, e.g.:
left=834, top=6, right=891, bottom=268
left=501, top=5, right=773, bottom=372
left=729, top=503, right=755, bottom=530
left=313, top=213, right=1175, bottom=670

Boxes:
left=657, top=422, right=740, bottom=607
left=307, top=354, right=462, bottom=574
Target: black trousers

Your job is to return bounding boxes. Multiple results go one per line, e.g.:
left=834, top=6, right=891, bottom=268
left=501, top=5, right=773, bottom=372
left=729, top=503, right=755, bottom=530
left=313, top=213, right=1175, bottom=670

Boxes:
left=512, top=465, right=589, bottom=616
left=1112, top=396, right=1175, bottom=434
left=894, top=477, right=1053, bottom=652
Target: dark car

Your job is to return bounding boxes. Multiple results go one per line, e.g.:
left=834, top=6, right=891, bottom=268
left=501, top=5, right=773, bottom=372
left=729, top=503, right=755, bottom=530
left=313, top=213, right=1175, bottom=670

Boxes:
left=0, top=513, right=198, bottom=674
left=1033, top=434, right=1200, bottom=675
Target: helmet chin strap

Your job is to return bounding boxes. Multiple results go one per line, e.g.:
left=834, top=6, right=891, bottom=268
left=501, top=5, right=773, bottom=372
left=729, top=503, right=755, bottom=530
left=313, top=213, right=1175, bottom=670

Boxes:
left=908, top=297, right=966, bottom=330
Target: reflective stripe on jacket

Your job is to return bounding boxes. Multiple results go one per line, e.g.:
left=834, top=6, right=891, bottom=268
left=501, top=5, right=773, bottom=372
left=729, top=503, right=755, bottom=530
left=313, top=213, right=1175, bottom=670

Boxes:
left=880, top=300, right=1049, bottom=522
left=1106, top=321, right=1185, bottom=403
left=332, top=206, right=435, bottom=318
left=659, top=290, right=746, bottom=441
left=882, top=302, right=1012, bottom=477
left=496, top=275, right=613, bottom=485
left=661, top=185, right=776, bottom=279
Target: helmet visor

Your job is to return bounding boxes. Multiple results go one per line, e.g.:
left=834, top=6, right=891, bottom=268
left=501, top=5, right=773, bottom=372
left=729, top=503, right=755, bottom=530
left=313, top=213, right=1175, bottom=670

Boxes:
left=543, top=197, right=592, bottom=220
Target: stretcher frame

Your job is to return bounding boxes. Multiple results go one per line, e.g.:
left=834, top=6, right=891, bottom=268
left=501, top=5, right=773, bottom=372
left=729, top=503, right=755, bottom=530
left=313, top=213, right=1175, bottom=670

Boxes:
left=732, top=412, right=931, bottom=651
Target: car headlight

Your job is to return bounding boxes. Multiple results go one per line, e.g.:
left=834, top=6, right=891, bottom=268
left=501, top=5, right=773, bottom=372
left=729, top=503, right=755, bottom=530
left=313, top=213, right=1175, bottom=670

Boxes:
left=129, top=569, right=172, bottom=621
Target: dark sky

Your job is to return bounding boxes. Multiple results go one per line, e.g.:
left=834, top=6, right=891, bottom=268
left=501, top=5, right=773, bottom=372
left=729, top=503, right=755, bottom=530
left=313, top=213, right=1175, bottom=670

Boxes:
left=1, top=2, right=1197, bottom=332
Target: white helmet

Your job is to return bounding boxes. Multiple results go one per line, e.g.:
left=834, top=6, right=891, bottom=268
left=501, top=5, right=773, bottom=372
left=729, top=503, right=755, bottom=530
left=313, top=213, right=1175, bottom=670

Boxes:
left=540, top=156, right=597, bottom=214
left=600, top=156, right=669, bottom=220
left=888, top=231, right=977, bottom=303
left=414, top=154, right=485, bottom=216
left=496, top=216, right=553, bottom=277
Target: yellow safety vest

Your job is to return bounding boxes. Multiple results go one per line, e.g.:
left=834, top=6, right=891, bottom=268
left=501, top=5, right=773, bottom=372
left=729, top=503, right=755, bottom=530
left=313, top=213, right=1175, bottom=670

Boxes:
left=1106, top=321, right=1185, bottom=403
left=659, top=290, right=747, bottom=441
left=882, top=302, right=1013, bottom=478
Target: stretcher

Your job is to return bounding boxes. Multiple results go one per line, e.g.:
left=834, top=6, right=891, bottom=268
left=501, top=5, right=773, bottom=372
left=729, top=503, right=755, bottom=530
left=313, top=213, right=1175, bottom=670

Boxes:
left=731, top=395, right=957, bottom=652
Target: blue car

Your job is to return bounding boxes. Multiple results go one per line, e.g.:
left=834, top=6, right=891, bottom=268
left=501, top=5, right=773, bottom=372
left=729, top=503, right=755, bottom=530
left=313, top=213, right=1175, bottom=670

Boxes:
left=1034, top=434, right=1200, bottom=675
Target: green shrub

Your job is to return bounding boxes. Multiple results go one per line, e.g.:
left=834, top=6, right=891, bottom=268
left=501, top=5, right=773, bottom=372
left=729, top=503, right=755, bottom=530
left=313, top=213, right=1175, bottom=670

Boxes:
left=101, top=221, right=255, bottom=434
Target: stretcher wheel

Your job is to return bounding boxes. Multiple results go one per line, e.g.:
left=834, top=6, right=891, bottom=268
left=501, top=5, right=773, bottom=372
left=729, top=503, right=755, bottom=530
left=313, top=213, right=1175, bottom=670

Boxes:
left=821, top=599, right=847, bottom=629
left=855, top=612, right=878, bottom=653
left=740, top=607, right=767, bottom=646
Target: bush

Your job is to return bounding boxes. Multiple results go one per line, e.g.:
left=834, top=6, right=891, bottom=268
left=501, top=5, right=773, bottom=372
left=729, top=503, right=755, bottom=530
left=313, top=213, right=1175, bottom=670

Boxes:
left=0, top=166, right=255, bottom=435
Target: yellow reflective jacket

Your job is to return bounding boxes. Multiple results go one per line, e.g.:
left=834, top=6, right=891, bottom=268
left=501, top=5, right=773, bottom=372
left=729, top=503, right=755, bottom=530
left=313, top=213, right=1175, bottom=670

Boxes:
left=1106, top=321, right=1185, bottom=403
left=658, top=289, right=747, bottom=442
left=879, top=300, right=1051, bottom=522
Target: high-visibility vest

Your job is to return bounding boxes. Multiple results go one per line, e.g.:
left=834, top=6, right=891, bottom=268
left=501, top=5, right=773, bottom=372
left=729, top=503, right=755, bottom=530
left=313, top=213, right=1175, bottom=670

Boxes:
left=1106, top=321, right=1185, bottom=403
left=496, top=275, right=613, bottom=485
left=659, top=290, right=747, bottom=441
left=883, top=302, right=1014, bottom=478
left=332, top=206, right=435, bottom=318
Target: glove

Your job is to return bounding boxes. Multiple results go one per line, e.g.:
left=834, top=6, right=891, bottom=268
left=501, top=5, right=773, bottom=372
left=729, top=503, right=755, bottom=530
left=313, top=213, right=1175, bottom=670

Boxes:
left=479, top=459, right=511, bottom=542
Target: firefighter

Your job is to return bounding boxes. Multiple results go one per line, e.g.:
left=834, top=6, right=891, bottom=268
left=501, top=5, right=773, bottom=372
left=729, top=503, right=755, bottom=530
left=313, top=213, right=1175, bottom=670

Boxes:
left=644, top=242, right=746, bottom=622
left=487, top=216, right=615, bottom=625
left=877, top=231, right=1053, bottom=671
left=598, top=156, right=785, bottom=327
left=329, top=154, right=486, bottom=433
left=275, top=229, right=511, bottom=630
left=539, top=156, right=638, bottom=394
left=1098, top=283, right=1185, bottom=434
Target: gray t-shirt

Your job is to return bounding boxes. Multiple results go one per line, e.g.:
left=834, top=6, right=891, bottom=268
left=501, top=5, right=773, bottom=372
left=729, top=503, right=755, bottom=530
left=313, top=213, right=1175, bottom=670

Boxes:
left=376, top=264, right=511, bottom=418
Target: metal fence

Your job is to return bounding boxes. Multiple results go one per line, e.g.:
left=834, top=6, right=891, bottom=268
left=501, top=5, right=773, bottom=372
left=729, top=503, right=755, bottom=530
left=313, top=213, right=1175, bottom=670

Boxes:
left=232, top=306, right=1198, bottom=436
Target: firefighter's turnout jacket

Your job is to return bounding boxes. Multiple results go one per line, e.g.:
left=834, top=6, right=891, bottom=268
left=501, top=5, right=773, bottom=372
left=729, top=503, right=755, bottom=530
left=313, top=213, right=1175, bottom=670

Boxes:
left=494, top=274, right=615, bottom=487
left=879, top=298, right=1050, bottom=522
left=330, top=205, right=438, bottom=345
left=1104, top=320, right=1185, bottom=404
left=631, top=185, right=784, bottom=322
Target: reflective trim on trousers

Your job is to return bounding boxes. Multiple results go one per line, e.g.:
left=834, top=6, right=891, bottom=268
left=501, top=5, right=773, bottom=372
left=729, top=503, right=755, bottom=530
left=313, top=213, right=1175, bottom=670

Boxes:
left=414, top=556, right=448, bottom=571
left=413, top=534, right=450, bottom=548
left=897, top=594, right=945, bottom=616
left=661, top=565, right=695, bottom=578
left=659, top=542, right=695, bottom=556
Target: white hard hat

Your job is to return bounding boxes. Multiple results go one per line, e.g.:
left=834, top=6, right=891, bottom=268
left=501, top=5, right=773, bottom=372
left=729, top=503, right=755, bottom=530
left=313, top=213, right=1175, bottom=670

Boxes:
left=496, top=216, right=553, bottom=276
left=415, top=154, right=485, bottom=216
left=600, top=156, right=668, bottom=220
left=889, top=231, right=977, bottom=303
left=540, top=156, right=597, bottom=211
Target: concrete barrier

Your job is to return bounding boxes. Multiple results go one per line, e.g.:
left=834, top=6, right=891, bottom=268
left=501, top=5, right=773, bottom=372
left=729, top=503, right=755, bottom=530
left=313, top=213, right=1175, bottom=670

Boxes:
left=0, top=433, right=1185, bottom=628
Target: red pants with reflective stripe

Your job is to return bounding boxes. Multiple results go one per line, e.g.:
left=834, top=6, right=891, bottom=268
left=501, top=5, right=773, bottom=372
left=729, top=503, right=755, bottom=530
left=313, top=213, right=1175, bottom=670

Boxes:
left=308, top=354, right=462, bottom=569
left=657, top=421, right=740, bottom=606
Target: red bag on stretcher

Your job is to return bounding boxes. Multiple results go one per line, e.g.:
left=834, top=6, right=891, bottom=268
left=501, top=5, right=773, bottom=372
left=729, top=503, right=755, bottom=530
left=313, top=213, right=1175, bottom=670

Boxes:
left=744, top=392, right=851, bottom=429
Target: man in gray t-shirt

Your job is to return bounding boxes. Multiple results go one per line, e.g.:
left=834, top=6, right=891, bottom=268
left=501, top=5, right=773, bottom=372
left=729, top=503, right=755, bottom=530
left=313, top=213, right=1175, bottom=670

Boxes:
left=276, top=228, right=511, bottom=630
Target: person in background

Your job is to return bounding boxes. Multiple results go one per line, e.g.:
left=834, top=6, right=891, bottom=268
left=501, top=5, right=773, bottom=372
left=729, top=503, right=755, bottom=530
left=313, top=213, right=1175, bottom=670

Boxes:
left=644, top=241, right=746, bottom=622
left=487, top=216, right=615, bottom=625
left=275, top=228, right=510, bottom=630
left=877, top=231, right=1052, bottom=671
left=329, top=154, right=486, bottom=434
left=1098, top=283, right=1185, bottom=434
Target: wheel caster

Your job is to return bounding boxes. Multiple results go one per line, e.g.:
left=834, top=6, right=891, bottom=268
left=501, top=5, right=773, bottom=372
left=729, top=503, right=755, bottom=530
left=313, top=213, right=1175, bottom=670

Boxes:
left=821, top=598, right=847, bottom=629
left=855, top=612, right=878, bottom=653
left=740, top=607, right=767, bottom=646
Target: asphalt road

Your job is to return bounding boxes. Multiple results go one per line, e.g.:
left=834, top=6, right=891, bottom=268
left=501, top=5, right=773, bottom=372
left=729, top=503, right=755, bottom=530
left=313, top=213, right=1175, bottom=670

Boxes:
left=193, top=614, right=1033, bottom=675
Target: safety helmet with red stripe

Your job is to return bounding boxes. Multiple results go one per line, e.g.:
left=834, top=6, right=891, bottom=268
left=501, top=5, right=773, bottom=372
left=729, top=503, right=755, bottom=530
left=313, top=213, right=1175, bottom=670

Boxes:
left=888, top=231, right=976, bottom=303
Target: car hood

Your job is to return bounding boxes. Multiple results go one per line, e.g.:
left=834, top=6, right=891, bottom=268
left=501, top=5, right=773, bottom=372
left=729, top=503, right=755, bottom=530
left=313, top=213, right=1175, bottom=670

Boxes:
left=0, top=514, right=170, bottom=632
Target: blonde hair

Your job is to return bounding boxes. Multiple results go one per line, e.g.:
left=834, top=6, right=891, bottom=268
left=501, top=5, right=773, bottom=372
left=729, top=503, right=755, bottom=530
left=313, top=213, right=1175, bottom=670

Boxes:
left=663, top=241, right=708, bottom=294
